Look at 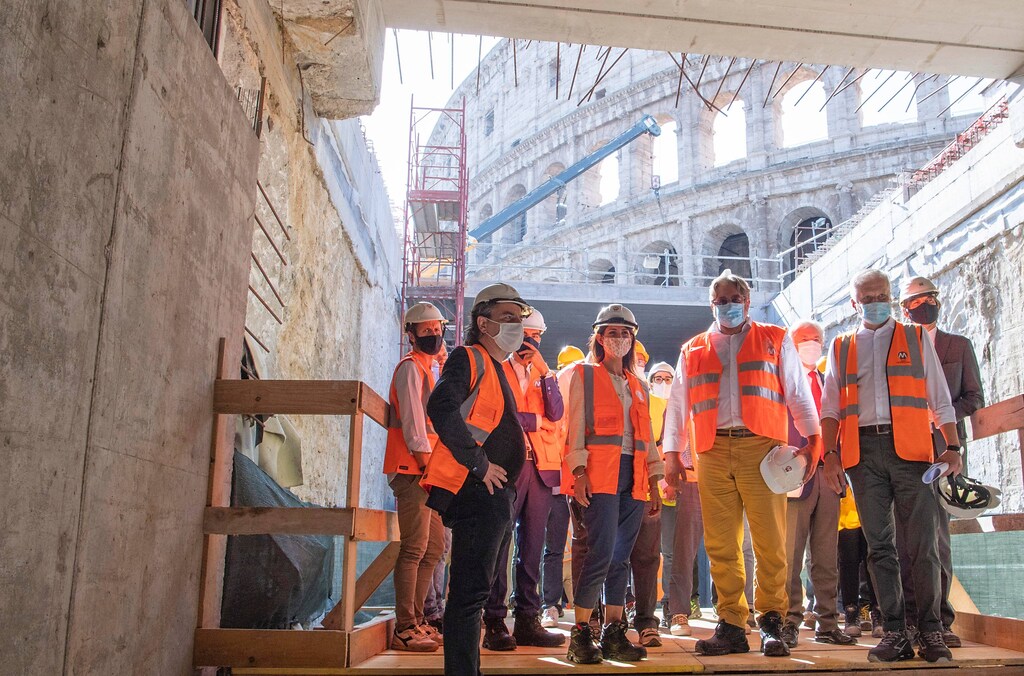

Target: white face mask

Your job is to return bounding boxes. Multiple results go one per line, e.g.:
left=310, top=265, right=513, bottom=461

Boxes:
left=485, top=318, right=526, bottom=354
left=603, top=336, right=633, bottom=359
left=652, top=382, right=672, bottom=399
left=797, top=341, right=823, bottom=368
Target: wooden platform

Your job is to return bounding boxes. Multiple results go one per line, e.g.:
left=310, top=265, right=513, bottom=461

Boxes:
left=234, top=613, right=1024, bottom=675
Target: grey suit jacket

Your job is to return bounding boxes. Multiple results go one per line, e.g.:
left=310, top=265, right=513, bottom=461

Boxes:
left=931, top=329, right=985, bottom=453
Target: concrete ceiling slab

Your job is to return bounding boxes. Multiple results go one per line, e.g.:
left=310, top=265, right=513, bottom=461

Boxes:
left=381, top=0, right=1024, bottom=79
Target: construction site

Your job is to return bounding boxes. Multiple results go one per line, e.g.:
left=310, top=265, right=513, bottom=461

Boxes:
left=3, top=0, right=1024, bottom=674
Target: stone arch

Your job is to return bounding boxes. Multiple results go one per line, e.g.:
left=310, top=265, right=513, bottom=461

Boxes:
left=580, top=140, right=610, bottom=209
left=651, top=113, right=680, bottom=186
left=586, top=257, right=616, bottom=284
left=703, top=223, right=751, bottom=282
left=502, top=184, right=528, bottom=244
left=703, top=92, right=748, bottom=167
left=538, top=161, right=567, bottom=230
left=633, top=240, right=680, bottom=286
left=474, top=203, right=494, bottom=262
left=773, top=65, right=829, bottom=148
left=778, top=206, right=834, bottom=286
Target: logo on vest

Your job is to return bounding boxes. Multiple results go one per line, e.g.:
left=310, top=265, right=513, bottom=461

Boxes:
left=766, top=341, right=776, bottom=357
left=635, top=389, right=646, bottom=401
left=898, top=351, right=909, bottom=361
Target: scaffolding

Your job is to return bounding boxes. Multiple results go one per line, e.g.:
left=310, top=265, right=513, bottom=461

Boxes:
left=400, top=99, right=469, bottom=348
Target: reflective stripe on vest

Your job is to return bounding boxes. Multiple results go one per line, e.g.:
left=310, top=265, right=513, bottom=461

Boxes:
left=383, top=352, right=438, bottom=475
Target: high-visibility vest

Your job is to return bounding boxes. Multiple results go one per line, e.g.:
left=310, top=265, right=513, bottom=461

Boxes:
left=502, top=360, right=562, bottom=471
left=834, top=321, right=933, bottom=468
left=420, top=344, right=505, bottom=494
left=383, top=351, right=437, bottom=475
left=560, top=363, right=654, bottom=501
left=682, top=322, right=789, bottom=453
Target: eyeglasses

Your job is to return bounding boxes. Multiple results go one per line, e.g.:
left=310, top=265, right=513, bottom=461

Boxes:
left=711, top=295, right=746, bottom=306
left=857, top=294, right=891, bottom=304
left=651, top=374, right=673, bottom=384
left=905, top=294, right=938, bottom=310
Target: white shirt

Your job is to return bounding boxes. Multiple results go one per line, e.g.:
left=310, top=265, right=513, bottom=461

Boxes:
left=820, top=318, right=956, bottom=426
left=664, top=321, right=821, bottom=455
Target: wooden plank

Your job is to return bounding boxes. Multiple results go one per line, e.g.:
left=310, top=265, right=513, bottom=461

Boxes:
left=193, top=628, right=346, bottom=669
left=342, top=413, right=365, bottom=632
left=970, top=394, right=1024, bottom=440
left=352, top=542, right=400, bottom=612
left=204, top=506, right=356, bottom=535
left=352, top=508, right=401, bottom=542
left=214, top=379, right=361, bottom=415
left=347, top=613, right=395, bottom=668
left=199, top=338, right=234, bottom=629
left=953, top=611, right=1024, bottom=652
left=358, top=381, right=390, bottom=430
left=948, top=513, right=1024, bottom=535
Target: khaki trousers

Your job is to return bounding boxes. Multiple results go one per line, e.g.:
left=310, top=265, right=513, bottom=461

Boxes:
left=696, top=434, right=787, bottom=629
left=390, top=473, right=445, bottom=631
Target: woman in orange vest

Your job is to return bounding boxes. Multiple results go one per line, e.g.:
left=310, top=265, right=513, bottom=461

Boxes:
left=563, top=304, right=664, bottom=665
left=383, top=302, right=449, bottom=652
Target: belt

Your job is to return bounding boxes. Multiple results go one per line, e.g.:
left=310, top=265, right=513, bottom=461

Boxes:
left=716, top=427, right=755, bottom=438
left=859, top=424, right=893, bottom=436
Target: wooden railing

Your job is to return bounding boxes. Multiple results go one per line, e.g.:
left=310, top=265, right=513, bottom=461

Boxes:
left=193, top=339, right=400, bottom=671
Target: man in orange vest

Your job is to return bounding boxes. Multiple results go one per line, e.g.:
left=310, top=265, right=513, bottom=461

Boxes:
left=424, top=283, right=532, bottom=676
left=383, top=302, right=449, bottom=651
left=664, top=269, right=821, bottom=658
left=819, top=269, right=962, bottom=664
left=482, top=308, right=566, bottom=650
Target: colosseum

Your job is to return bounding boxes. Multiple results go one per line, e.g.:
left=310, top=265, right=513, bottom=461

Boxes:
left=429, top=41, right=997, bottom=359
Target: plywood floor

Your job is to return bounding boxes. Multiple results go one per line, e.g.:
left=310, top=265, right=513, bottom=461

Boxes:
left=237, top=612, right=1024, bottom=675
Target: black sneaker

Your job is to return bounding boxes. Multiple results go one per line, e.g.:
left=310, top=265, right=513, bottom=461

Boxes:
left=482, top=616, right=517, bottom=651
left=867, top=629, right=915, bottom=662
left=695, top=621, right=750, bottom=656
left=942, top=626, right=962, bottom=648
left=567, top=622, right=603, bottom=664
left=513, top=612, right=566, bottom=647
left=600, top=620, right=646, bottom=661
left=918, top=630, right=953, bottom=663
left=781, top=621, right=799, bottom=648
left=815, top=628, right=857, bottom=645
left=758, top=611, right=791, bottom=657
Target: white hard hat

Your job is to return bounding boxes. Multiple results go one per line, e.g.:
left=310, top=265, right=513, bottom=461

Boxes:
left=937, top=474, right=1002, bottom=518
left=899, top=276, right=939, bottom=304
left=759, top=445, right=809, bottom=494
left=403, top=302, right=447, bottom=326
left=472, top=283, right=532, bottom=316
left=593, top=304, right=639, bottom=333
left=523, top=308, right=546, bottom=332
left=647, top=361, right=674, bottom=381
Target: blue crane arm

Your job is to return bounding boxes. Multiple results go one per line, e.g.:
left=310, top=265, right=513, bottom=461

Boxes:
left=468, top=115, right=661, bottom=242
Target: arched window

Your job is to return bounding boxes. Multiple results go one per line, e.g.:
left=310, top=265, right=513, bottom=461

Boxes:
left=636, top=241, right=679, bottom=286
left=652, top=120, right=679, bottom=185
left=587, top=259, right=616, bottom=284
left=718, top=233, right=751, bottom=280
left=540, top=162, right=566, bottom=228
left=861, top=70, right=917, bottom=126
left=474, top=204, right=493, bottom=262
left=786, top=216, right=833, bottom=281
left=503, top=185, right=527, bottom=243
left=780, top=80, right=828, bottom=147
left=713, top=100, right=747, bottom=166
left=598, top=155, right=620, bottom=205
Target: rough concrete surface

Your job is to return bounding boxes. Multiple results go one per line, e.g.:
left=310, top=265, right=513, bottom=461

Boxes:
left=1, top=0, right=258, bottom=673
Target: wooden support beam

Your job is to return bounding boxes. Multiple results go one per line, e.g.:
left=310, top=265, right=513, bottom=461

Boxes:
left=952, top=611, right=1024, bottom=652
left=353, top=542, right=400, bottom=611
left=214, top=380, right=361, bottom=415
left=358, top=381, right=390, bottom=429
left=204, top=506, right=355, bottom=535
left=193, top=628, right=347, bottom=668
left=347, top=614, right=394, bottom=668
left=352, top=507, right=400, bottom=541
left=970, top=394, right=1024, bottom=440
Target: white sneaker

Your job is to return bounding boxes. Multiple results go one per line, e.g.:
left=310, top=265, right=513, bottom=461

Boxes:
left=541, top=606, right=559, bottom=628
left=670, top=613, right=692, bottom=636
left=419, top=623, right=443, bottom=646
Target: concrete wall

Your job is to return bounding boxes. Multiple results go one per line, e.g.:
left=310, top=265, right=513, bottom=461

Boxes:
left=1, top=0, right=258, bottom=674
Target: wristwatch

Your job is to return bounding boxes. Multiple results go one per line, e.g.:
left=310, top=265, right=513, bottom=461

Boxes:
left=572, top=466, right=586, bottom=478
left=946, top=444, right=963, bottom=455
left=823, top=449, right=838, bottom=457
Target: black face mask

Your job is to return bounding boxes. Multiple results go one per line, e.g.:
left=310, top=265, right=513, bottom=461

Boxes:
left=516, top=335, right=541, bottom=358
left=414, top=334, right=443, bottom=355
left=907, top=303, right=940, bottom=326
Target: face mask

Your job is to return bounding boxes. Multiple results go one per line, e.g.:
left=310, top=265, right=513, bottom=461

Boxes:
left=485, top=318, right=526, bottom=353
left=652, top=382, right=672, bottom=399
left=414, top=334, right=443, bottom=355
left=602, top=336, right=633, bottom=359
left=907, top=303, right=939, bottom=326
left=858, top=301, right=891, bottom=325
left=797, top=341, right=823, bottom=368
left=715, top=302, right=746, bottom=329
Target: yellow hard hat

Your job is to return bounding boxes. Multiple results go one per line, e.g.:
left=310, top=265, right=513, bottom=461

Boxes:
left=634, top=339, right=649, bottom=363
left=558, top=345, right=585, bottom=370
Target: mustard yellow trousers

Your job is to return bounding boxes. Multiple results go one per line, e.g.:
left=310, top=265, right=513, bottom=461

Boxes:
left=696, top=434, right=787, bottom=629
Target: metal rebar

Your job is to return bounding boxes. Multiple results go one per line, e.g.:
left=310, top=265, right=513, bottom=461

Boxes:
left=567, top=44, right=584, bottom=100
left=476, top=35, right=482, bottom=95
left=674, top=53, right=686, bottom=108
left=877, top=71, right=918, bottom=112
left=254, top=213, right=287, bottom=265
left=450, top=33, right=454, bottom=89
left=249, top=284, right=283, bottom=324
left=819, top=66, right=855, bottom=111
left=555, top=42, right=561, bottom=98
left=245, top=326, right=270, bottom=353
left=728, top=59, right=756, bottom=111
left=855, top=69, right=898, bottom=113
left=709, top=56, right=736, bottom=111
left=428, top=31, right=434, bottom=79
left=936, top=77, right=984, bottom=117
left=771, top=62, right=805, bottom=102
left=790, top=65, right=826, bottom=107
left=833, top=68, right=869, bottom=98
left=580, top=48, right=626, bottom=105
left=513, top=39, right=518, bottom=87
left=257, top=181, right=290, bottom=241
left=693, top=55, right=710, bottom=98
left=579, top=45, right=612, bottom=104
left=916, top=75, right=959, bottom=108
left=677, top=56, right=725, bottom=113
left=251, top=252, right=285, bottom=306
left=323, top=17, right=354, bottom=45
left=763, top=61, right=782, bottom=107
left=394, top=29, right=403, bottom=85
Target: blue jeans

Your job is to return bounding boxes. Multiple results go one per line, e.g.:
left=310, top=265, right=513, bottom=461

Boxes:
left=574, top=455, right=645, bottom=610
left=542, top=495, right=570, bottom=609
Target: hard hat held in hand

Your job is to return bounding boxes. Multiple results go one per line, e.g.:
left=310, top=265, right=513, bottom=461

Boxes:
left=938, top=474, right=1001, bottom=518
left=760, top=445, right=809, bottom=495
left=403, top=302, right=447, bottom=326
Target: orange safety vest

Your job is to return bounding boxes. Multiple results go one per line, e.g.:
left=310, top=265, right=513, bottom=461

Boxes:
left=383, top=351, right=437, bottom=475
left=561, top=363, right=653, bottom=501
left=420, top=344, right=506, bottom=494
left=682, top=322, right=789, bottom=453
left=834, top=321, right=933, bottom=468
left=502, top=360, right=562, bottom=471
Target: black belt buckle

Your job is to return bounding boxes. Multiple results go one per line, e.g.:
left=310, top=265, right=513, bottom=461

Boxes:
left=860, top=424, right=893, bottom=436
left=717, top=427, right=754, bottom=438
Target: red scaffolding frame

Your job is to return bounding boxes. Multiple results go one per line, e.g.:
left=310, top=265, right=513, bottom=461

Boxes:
left=400, top=99, right=469, bottom=349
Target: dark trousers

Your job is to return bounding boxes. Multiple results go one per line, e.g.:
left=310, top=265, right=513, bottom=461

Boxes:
left=542, top=494, right=570, bottom=609
left=846, top=431, right=943, bottom=633
left=629, top=510, right=662, bottom=630
left=838, top=527, right=877, bottom=611
left=485, top=461, right=553, bottom=619
left=898, top=485, right=955, bottom=629
left=443, top=482, right=514, bottom=676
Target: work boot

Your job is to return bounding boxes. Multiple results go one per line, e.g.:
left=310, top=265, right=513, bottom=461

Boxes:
left=600, top=620, right=646, bottom=661
left=942, top=626, right=962, bottom=648
left=567, top=622, right=603, bottom=664
left=859, top=603, right=872, bottom=630
left=870, top=608, right=884, bottom=638
left=695, top=621, right=750, bottom=656
left=540, top=606, right=559, bottom=628
left=918, top=630, right=953, bottom=663
left=815, top=628, right=857, bottom=645
left=758, top=611, right=791, bottom=657
left=867, top=629, right=915, bottom=663
left=482, top=616, right=517, bottom=651
left=781, top=621, right=799, bottom=648
left=513, top=612, right=566, bottom=647
left=843, top=605, right=862, bottom=637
